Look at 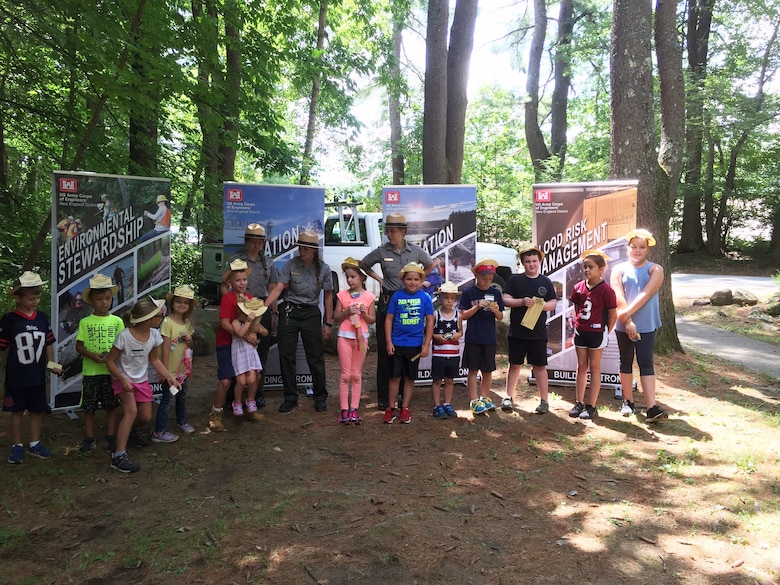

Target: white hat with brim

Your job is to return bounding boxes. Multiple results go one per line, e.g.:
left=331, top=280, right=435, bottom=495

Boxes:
left=166, top=284, right=200, bottom=306
left=83, top=274, right=119, bottom=305
left=242, top=223, right=266, bottom=239
left=238, top=298, right=268, bottom=318
left=296, top=230, right=320, bottom=248
left=129, top=298, right=165, bottom=324
left=384, top=212, right=407, bottom=228
left=581, top=249, right=612, bottom=262
left=222, top=259, right=253, bottom=284
left=625, top=229, right=656, bottom=246
left=437, top=281, right=460, bottom=295
left=518, top=243, right=545, bottom=261
left=9, top=271, right=45, bottom=297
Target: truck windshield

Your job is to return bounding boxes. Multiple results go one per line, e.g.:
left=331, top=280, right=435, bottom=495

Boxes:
left=325, top=216, right=367, bottom=245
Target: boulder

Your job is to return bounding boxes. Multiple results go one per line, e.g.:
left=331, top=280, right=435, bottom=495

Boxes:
left=747, top=307, right=774, bottom=324
left=192, top=323, right=215, bottom=356
left=767, top=300, right=780, bottom=317
left=732, top=289, right=758, bottom=306
left=710, top=289, right=733, bottom=306
left=692, top=298, right=711, bottom=307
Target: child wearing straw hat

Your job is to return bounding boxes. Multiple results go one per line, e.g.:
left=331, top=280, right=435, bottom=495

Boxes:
left=230, top=297, right=268, bottom=420
left=2, top=272, right=60, bottom=464
left=459, top=258, right=505, bottom=415
left=431, top=282, right=463, bottom=419
left=106, top=296, right=180, bottom=473
left=383, top=262, right=434, bottom=424
left=75, top=274, right=123, bottom=454
left=151, top=284, right=198, bottom=442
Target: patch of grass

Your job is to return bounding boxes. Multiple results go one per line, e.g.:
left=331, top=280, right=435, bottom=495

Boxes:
left=732, top=455, right=758, bottom=475
left=0, top=525, right=27, bottom=548
left=546, top=449, right=566, bottom=462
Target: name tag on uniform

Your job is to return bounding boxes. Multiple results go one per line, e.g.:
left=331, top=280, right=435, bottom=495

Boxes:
left=383, top=258, right=394, bottom=262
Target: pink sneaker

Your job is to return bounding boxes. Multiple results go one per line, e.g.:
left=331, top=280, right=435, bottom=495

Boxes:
left=349, top=409, right=362, bottom=425
left=338, top=409, right=350, bottom=424
left=399, top=407, right=412, bottom=424
left=232, top=401, right=244, bottom=416
left=246, top=401, right=258, bottom=414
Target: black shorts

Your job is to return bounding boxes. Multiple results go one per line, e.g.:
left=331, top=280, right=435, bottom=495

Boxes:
left=2, top=384, right=47, bottom=414
left=431, top=356, right=459, bottom=380
left=573, top=330, right=608, bottom=350
left=460, top=343, right=497, bottom=373
left=390, top=345, right=422, bottom=380
left=507, top=336, right=548, bottom=367
left=81, top=374, right=120, bottom=412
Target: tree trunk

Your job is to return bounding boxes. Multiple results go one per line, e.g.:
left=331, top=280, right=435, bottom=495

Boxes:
left=0, top=77, right=8, bottom=208
left=422, top=0, right=449, bottom=184
left=550, top=0, right=573, bottom=178
left=524, top=0, right=551, bottom=180
left=444, top=0, right=477, bottom=183
left=300, top=0, right=328, bottom=185
left=388, top=15, right=405, bottom=185
left=218, top=0, right=241, bottom=183
left=654, top=0, right=685, bottom=353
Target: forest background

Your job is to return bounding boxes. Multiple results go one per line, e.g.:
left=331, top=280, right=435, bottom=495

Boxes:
left=2, top=0, right=780, bottom=353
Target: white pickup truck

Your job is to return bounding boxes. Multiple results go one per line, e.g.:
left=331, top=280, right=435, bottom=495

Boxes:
left=200, top=211, right=519, bottom=303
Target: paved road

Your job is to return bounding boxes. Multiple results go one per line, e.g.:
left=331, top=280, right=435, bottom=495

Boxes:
left=672, top=274, right=780, bottom=381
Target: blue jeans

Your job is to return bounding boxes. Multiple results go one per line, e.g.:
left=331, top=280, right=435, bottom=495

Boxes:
left=155, top=378, right=189, bottom=432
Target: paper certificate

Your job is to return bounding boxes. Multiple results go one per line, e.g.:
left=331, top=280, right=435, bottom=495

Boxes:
left=520, top=297, right=545, bottom=329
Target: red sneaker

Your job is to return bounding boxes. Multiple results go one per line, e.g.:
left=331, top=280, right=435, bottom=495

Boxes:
left=382, top=407, right=397, bottom=424
left=399, top=407, right=412, bottom=424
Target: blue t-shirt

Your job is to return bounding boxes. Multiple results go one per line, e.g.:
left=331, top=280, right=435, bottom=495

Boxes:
left=614, top=261, right=661, bottom=334
left=387, top=289, right=434, bottom=346
left=459, top=285, right=505, bottom=344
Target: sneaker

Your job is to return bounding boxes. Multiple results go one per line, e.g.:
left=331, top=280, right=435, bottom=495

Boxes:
left=568, top=401, right=585, bottom=418
left=209, top=410, right=226, bottom=432
left=349, top=409, right=362, bottom=425
left=232, top=401, right=244, bottom=416
left=246, top=400, right=258, bottom=414
left=255, top=395, right=266, bottom=408
left=614, top=386, right=623, bottom=400
left=80, top=437, right=96, bottom=453
left=244, top=410, right=263, bottom=422
left=8, top=444, right=24, bottom=464
left=535, top=400, right=549, bottom=414
left=470, top=398, right=487, bottom=415
left=579, top=405, right=599, bottom=420
left=620, top=400, right=635, bottom=417
left=339, top=409, right=350, bottom=424
left=443, top=403, right=457, bottom=418
left=177, top=423, right=195, bottom=434
left=382, top=407, right=397, bottom=424
left=315, top=400, right=327, bottom=412
left=645, top=405, right=668, bottom=422
left=377, top=401, right=388, bottom=411
left=279, top=400, right=297, bottom=414
left=433, top=405, right=447, bottom=419
left=500, top=397, right=513, bottom=412
left=399, top=407, right=412, bottom=424
left=28, top=443, right=52, bottom=459
left=106, top=435, right=117, bottom=453
left=151, top=430, right=179, bottom=443
left=110, top=452, right=140, bottom=473
left=481, top=396, right=496, bottom=411
left=129, top=431, right=149, bottom=448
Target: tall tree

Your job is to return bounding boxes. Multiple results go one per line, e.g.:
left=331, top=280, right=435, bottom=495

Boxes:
left=422, top=0, right=478, bottom=184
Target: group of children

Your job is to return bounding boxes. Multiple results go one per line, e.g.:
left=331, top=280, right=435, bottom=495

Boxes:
left=3, top=228, right=665, bottom=471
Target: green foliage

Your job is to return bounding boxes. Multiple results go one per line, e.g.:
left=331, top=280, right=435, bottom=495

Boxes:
left=170, top=234, right=203, bottom=291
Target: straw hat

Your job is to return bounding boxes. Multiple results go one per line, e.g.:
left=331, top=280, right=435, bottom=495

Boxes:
left=238, top=297, right=268, bottom=319
left=397, top=262, right=425, bottom=278
left=166, top=284, right=199, bottom=306
left=581, top=249, right=612, bottom=262
left=296, top=230, right=320, bottom=248
left=82, top=274, right=119, bottom=305
left=9, top=271, right=45, bottom=297
left=156, top=195, right=168, bottom=203
left=518, top=243, right=545, bottom=261
left=471, top=258, right=498, bottom=276
left=242, top=223, right=266, bottom=239
left=625, top=229, right=656, bottom=246
left=129, top=298, right=165, bottom=324
left=222, top=258, right=253, bottom=284
left=341, top=257, right=366, bottom=277
left=384, top=212, right=407, bottom=228
left=437, top=281, right=460, bottom=295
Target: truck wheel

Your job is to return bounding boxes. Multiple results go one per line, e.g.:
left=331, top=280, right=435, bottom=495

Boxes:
left=491, top=274, right=505, bottom=292
left=331, top=271, right=339, bottom=310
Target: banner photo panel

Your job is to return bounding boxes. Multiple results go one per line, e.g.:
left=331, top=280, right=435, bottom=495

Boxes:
left=223, top=183, right=326, bottom=388
left=382, top=185, right=477, bottom=383
left=532, top=181, right=638, bottom=389
left=51, top=172, right=171, bottom=411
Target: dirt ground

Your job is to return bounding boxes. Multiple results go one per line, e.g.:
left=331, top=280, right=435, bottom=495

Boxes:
left=1, top=304, right=779, bottom=585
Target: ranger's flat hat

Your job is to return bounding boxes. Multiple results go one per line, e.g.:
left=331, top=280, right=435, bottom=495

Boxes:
left=384, top=212, right=407, bottom=228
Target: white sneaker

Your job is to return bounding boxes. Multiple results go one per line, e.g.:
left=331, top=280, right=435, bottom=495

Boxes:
left=500, top=397, right=513, bottom=412
left=620, top=400, right=635, bottom=417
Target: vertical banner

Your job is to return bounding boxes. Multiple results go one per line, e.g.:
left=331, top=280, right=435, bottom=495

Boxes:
left=532, top=180, right=638, bottom=389
left=51, top=172, right=171, bottom=411
left=223, top=183, right=325, bottom=388
left=382, top=185, right=477, bottom=383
